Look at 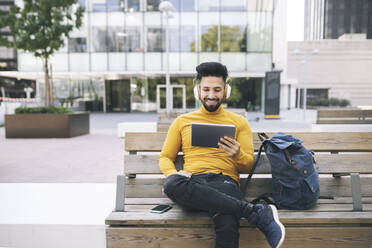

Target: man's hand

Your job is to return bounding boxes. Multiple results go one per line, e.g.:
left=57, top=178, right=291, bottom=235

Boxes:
left=218, top=136, right=240, bottom=158
left=176, top=170, right=192, bottom=178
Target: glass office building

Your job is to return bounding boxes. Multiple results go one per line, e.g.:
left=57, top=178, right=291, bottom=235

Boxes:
left=305, top=0, right=372, bottom=40
left=17, top=0, right=276, bottom=112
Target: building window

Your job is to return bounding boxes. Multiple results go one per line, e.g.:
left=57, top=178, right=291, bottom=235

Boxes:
left=199, top=0, right=219, bottom=11
left=125, top=27, right=142, bottom=52
left=78, top=0, right=86, bottom=8
left=127, top=0, right=140, bottom=11
left=180, top=0, right=195, bottom=11
left=164, top=27, right=180, bottom=52
left=147, top=27, right=163, bottom=52
left=107, top=0, right=125, bottom=12
left=201, top=25, right=218, bottom=52
left=108, top=27, right=125, bottom=52
left=147, top=0, right=160, bottom=11
left=168, top=0, right=180, bottom=11
left=247, top=0, right=274, bottom=12
left=180, top=26, right=196, bottom=52
left=107, top=27, right=141, bottom=52
left=247, top=12, right=273, bottom=52
left=220, top=25, right=246, bottom=52
left=307, top=89, right=329, bottom=101
left=68, top=37, right=87, bottom=53
left=92, top=27, right=107, bottom=52
left=220, top=0, right=245, bottom=11
left=91, top=0, right=107, bottom=12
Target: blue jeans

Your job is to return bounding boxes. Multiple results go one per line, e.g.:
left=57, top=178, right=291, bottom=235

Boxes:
left=163, top=173, right=252, bottom=248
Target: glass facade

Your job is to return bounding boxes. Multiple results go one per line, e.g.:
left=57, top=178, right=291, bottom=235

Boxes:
left=305, top=0, right=372, bottom=40
left=18, top=0, right=275, bottom=112
left=0, top=1, right=17, bottom=71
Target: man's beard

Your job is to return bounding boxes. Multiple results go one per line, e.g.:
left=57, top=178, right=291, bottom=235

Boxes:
left=202, top=100, right=222, bottom=112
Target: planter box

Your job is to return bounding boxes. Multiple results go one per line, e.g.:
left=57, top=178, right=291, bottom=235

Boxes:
left=5, top=112, right=90, bottom=138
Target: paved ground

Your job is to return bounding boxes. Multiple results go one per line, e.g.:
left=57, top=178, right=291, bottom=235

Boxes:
left=0, top=112, right=158, bottom=183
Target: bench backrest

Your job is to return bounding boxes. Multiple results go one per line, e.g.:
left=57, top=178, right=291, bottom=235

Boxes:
left=124, top=132, right=372, bottom=199
left=317, top=109, right=372, bottom=119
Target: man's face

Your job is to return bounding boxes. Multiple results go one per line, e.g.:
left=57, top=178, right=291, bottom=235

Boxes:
left=199, top=76, right=225, bottom=112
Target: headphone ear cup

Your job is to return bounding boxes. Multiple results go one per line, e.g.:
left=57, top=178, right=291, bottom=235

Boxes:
left=225, top=84, right=231, bottom=99
left=193, top=86, right=200, bottom=100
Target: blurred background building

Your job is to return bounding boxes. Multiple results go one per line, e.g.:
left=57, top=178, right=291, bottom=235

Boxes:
left=0, top=0, right=36, bottom=103
left=304, top=0, right=372, bottom=40
left=0, top=0, right=287, bottom=113
left=287, top=0, right=372, bottom=109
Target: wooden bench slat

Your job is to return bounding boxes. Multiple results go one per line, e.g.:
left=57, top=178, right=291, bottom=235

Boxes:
left=124, top=203, right=372, bottom=212
left=124, top=177, right=372, bottom=198
left=125, top=132, right=372, bottom=152
left=107, top=227, right=372, bottom=248
left=318, top=109, right=372, bottom=118
left=106, top=211, right=372, bottom=226
left=124, top=154, right=372, bottom=174
left=124, top=197, right=372, bottom=205
left=317, top=119, right=372, bottom=124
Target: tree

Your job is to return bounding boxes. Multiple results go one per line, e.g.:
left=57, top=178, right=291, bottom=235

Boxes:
left=190, top=25, right=245, bottom=52
left=0, top=0, right=84, bottom=107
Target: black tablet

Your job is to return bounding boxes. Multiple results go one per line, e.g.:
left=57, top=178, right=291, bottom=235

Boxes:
left=191, top=123, right=236, bottom=148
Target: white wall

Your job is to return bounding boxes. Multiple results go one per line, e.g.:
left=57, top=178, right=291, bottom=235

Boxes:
left=272, top=0, right=288, bottom=110
left=288, top=40, right=372, bottom=107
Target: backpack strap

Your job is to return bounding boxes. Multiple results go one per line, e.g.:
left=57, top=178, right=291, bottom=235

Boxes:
left=283, top=149, right=300, bottom=171
left=241, top=142, right=265, bottom=195
left=258, top=132, right=269, bottom=141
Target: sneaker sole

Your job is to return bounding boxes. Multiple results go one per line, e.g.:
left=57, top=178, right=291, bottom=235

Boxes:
left=268, top=205, right=285, bottom=248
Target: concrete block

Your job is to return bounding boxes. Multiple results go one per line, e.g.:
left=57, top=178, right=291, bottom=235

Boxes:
left=117, top=122, right=157, bottom=138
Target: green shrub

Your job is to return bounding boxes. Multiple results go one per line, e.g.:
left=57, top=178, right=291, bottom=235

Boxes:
left=339, top=99, right=350, bottom=107
left=329, top=98, right=340, bottom=106
left=308, top=97, right=350, bottom=107
left=15, top=106, right=72, bottom=114
left=308, top=99, right=328, bottom=106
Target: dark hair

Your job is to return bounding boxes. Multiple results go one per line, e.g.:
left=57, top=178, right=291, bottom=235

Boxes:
left=196, top=62, right=228, bottom=83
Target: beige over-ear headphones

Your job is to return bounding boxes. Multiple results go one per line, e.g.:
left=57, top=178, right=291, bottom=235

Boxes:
left=193, top=78, right=232, bottom=100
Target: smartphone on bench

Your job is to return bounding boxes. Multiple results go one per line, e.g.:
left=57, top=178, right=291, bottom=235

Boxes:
left=150, top=204, right=172, bottom=214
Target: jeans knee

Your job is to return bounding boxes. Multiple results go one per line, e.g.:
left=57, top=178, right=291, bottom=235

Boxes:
left=163, top=174, right=187, bottom=197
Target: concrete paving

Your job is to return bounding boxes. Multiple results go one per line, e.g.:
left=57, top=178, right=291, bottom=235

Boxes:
left=0, top=112, right=157, bottom=183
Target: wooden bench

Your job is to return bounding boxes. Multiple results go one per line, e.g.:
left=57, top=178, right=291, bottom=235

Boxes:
left=157, top=108, right=246, bottom=132
left=106, top=132, right=372, bottom=248
left=317, top=109, right=372, bottom=124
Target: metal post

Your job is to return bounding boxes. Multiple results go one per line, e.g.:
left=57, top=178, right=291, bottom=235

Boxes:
left=165, top=11, right=171, bottom=113
left=303, top=58, right=308, bottom=120
left=293, top=48, right=319, bottom=120
left=159, top=1, right=174, bottom=114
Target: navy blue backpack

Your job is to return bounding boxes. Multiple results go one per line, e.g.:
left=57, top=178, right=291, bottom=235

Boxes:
left=242, top=132, right=320, bottom=210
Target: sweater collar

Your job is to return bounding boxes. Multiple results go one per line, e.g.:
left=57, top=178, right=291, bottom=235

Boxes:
left=200, top=104, right=224, bottom=115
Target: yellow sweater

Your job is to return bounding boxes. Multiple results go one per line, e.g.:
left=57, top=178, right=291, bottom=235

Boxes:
left=158, top=105, right=255, bottom=183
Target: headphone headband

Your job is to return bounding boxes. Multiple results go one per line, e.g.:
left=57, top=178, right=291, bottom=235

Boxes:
left=193, top=77, right=231, bottom=86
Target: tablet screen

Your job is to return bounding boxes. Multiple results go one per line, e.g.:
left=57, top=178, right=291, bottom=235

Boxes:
left=191, top=123, right=236, bottom=148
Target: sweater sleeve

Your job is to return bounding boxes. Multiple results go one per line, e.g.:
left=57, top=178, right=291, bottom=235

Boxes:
left=158, top=118, right=182, bottom=177
left=234, top=118, right=255, bottom=173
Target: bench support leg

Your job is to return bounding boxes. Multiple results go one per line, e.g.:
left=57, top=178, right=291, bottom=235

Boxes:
left=350, top=173, right=363, bottom=211
left=115, top=175, right=126, bottom=212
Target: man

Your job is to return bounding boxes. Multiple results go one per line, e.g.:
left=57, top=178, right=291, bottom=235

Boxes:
left=159, top=62, right=285, bottom=248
